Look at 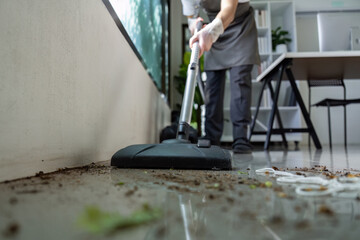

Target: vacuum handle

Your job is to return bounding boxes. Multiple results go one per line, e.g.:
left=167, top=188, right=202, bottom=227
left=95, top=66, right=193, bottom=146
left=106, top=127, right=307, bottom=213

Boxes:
left=189, top=20, right=203, bottom=64
left=177, top=20, right=203, bottom=141
left=195, top=20, right=205, bottom=101
left=196, top=20, right=203, bottom=33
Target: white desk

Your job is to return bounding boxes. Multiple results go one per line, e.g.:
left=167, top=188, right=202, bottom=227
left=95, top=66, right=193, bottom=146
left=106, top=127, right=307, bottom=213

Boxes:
left=257, top=51, right=360, bottom=81
left=250, top=51, right=360, bottom=150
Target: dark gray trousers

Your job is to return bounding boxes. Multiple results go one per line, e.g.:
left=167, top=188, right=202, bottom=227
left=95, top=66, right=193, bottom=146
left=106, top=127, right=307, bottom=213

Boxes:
left=204, top=65, right=253, bottom=147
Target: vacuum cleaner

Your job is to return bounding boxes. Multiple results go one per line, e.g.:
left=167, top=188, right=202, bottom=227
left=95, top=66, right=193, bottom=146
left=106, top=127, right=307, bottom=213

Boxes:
left=111, top=21, right=232, bottom=170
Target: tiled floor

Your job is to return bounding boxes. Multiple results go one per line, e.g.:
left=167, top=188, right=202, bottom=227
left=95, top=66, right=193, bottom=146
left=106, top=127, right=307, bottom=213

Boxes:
left=1, top=144, right=360, bottom=240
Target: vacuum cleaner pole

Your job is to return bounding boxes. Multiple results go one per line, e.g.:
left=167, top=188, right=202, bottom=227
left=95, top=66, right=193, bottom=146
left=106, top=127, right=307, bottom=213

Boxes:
left=177, top=21, right=202, bottom=141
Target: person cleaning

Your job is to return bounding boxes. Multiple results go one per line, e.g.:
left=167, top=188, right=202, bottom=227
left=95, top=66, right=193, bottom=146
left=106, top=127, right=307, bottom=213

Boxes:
left=181, top=0, right=260, bottom=154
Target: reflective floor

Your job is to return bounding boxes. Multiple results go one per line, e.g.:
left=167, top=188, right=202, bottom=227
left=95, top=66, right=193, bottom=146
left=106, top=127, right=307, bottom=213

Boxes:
left=1, top=144, right=360, bottom=240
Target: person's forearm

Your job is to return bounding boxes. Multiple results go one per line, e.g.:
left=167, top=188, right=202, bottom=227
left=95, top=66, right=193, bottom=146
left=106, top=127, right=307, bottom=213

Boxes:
left=188, top=0, right=239, bottom=57
left=216, top=0, right=238, bottom=30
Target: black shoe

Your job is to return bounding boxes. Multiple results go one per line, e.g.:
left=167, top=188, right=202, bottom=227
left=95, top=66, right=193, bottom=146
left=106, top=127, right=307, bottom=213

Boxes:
left=199, top=136, right=220, bottom=146
left=233, top=144, right=252, bottom=154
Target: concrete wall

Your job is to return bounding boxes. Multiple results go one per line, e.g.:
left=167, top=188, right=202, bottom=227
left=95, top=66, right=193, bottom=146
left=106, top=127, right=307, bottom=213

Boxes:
left=0, top=0, right=171, bottom=181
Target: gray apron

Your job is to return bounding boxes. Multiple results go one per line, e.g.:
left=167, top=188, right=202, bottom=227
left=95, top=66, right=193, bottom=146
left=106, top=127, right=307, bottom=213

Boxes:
left=200, top=0, right=260, bottom=71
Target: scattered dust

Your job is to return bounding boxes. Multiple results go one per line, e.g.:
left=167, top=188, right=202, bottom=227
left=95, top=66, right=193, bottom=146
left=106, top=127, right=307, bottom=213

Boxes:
left=125, top=186, right=139, bottom=197
left=270, top=216, right=283, bottom=224
left=279, top=165, right=360, bottom=179
left=155, top=225, right=166, bottom=238
left=318, top=205, right=334, bottom=216
left=2, top=222, right=20, bottom=238
left=226, top=197, right=235, bottom=203
left=16, top=189, right=41, bottom=194
left=1, top=161, right=358, bottom=233
left=9, top=197, right=18, bottom=205
left=295, top=220, right=310, bottom=229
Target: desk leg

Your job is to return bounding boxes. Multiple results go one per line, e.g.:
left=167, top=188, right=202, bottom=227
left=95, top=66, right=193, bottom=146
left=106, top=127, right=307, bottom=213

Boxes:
left=265, top=65, right=284, bottom=150
left=285, top=68, right=322, bottom=149
left=249, top=78, right=268, bottom=141
left=268, top=82, right=288, bottom=148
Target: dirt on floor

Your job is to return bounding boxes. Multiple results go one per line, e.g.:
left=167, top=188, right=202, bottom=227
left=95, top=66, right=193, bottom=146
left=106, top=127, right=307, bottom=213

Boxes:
left=1, top=162, right=360, bottom=239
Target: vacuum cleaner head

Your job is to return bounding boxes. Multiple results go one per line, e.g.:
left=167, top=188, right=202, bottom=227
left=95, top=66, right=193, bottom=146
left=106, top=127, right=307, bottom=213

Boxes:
left=111, top=142, right=232, bottom=170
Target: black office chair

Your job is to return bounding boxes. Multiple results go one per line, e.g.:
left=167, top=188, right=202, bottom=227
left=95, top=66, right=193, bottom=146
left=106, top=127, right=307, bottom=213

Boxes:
left=308, top=78, right=360, bottom=149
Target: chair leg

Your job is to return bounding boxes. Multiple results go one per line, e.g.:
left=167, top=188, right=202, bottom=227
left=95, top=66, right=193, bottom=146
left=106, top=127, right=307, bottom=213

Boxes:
left=344, top=105, right=347, bottom=148
left=327, top=104, right=332, bottom=150
left=308, top=86, right=311, bottom=148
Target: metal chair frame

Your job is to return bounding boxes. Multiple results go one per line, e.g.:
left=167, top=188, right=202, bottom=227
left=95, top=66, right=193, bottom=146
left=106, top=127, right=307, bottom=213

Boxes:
left=308, top=79, right=347, bottom=149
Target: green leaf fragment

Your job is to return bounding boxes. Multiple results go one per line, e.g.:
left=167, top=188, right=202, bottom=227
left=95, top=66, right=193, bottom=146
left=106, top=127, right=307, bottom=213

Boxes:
left=237, top=171, right=247, bottom=175
left=249, top=185, right=257, bottom=189
left=77, top=204, right=162, bottom=235
left=265, top=181, right=273, bottom=188
left=117, top=182, right=125, bottom=186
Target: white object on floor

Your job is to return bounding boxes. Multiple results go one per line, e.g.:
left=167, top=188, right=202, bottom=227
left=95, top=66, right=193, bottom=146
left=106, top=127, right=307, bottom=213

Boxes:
left=255, top=167, right=360, bottom=198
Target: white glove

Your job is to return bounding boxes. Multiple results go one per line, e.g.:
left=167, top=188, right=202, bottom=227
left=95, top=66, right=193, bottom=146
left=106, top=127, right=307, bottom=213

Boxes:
left=202, top=18, right=224, bottom=43
left=187, top=17, right=197, bottom=35
left=189, top=18, right=224, bottom=57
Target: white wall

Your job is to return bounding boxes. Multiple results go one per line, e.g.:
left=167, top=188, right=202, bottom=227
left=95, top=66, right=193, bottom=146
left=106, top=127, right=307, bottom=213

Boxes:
left=0, top=0, right=170, bottom=181
left=296, top=14, right=319, bottom=52
left=295, top=0, right=360, bottom=12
